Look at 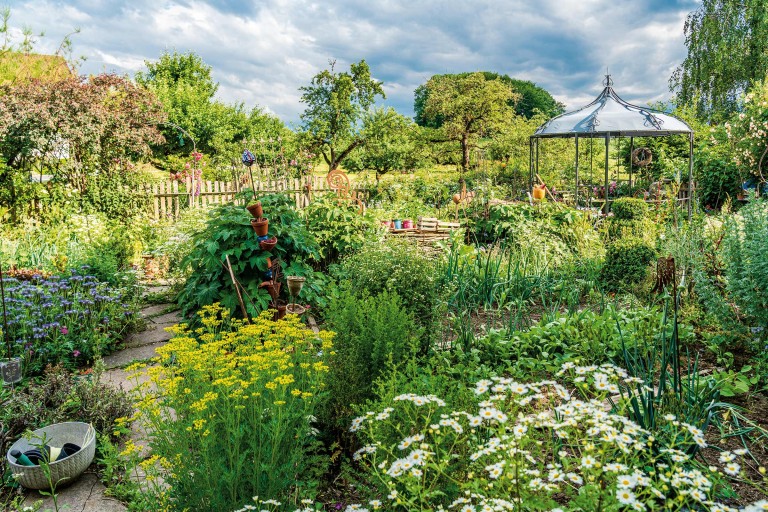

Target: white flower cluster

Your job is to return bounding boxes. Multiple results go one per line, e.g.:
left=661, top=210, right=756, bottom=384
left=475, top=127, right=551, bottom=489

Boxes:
left=346, top=362, right=766, bottom=511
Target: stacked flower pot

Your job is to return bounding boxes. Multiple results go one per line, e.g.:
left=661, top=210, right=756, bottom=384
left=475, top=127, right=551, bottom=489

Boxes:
left=246, top=201, right=285, bottom=320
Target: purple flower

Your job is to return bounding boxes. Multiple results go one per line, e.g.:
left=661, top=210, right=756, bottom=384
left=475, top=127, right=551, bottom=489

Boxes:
left=60, top=326, right=69, bottom=335
left=73, top=350, right=81, bottom=358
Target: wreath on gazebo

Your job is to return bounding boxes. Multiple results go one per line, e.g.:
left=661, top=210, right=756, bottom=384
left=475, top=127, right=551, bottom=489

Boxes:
left=632, top=147, right=653, bottom=167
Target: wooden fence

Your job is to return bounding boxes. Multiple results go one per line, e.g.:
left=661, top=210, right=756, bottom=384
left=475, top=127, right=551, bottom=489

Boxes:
left=145, top=175, right=370, bottom=220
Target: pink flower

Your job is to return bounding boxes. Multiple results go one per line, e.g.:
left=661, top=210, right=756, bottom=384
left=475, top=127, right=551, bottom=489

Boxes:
left=73, top=350, right=81, bottom=358
left=60, top=326, right=69, bottom=335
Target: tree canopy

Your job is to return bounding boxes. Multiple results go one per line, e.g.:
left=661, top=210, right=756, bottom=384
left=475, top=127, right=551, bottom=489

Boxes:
left=418, top=72, right=519, bottom=171
left=671, top=0, right=768, bottom=120
left=136, top=50, right=285, bottom=163
left=415, top=72, right=561, bottom=127
left=0, top=74, right=165, bottom=218
left=344, top=107, right=426, bottom=179
left=299, top=59, right=385, bottom=171
left=135, top=50, right=219, bottom=154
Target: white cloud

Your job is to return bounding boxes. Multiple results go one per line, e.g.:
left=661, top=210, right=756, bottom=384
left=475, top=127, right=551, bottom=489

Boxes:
left=8, top=0, right=696, bottom=121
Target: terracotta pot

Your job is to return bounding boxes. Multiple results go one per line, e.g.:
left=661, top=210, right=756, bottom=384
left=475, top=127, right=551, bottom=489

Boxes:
left=271, top=300, right=287, bottom=321
left=260, top=280, right=281, bottom=301
left=251, top=218, right=269, bottom=236
left=259, top=236, right=278, bottom=252
left=246, top=201, right=263, bottom=219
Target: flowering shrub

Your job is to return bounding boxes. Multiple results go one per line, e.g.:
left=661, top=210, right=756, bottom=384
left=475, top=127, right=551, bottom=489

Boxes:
left=346, top=362, right=756, bottom=511
left=0, top=270, right=137, bottom=374
left=126, top=304, right=334, bottom=511
left=728, top=79, right=768, bottom=185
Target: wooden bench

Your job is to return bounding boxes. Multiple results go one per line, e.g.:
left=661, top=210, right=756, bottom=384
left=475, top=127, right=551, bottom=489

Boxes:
left=389, top=217, right=463, bottom=244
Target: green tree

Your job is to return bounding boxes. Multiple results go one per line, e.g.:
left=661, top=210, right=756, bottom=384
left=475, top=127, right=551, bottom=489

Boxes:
left=415, top=72, right=561, bottom=124
left=345, top=107, right=426, bottom=181
left=135, top=50, right=218, bottom=154
left=671, top=0, right=768, bottom=120
left=418, top=72, right=519, bottom=172
left=136, top=50, right=287, bottom=169
left=299, top=59, right=385, bottom=171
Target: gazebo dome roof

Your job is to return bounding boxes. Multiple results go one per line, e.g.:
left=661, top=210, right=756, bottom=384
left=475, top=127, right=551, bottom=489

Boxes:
left=533, top=77, right=692, bottom=138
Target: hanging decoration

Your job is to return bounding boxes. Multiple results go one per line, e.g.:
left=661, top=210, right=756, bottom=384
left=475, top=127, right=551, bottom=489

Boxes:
left=631, top=147, right=653, bottom=167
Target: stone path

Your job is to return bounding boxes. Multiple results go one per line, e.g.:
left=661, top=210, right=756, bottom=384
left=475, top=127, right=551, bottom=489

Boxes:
left=23, top=298, right=181, bottom=512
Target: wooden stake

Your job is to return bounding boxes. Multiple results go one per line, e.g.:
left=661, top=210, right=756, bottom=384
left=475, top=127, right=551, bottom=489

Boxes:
left=225, top=255, right=249, bottom=323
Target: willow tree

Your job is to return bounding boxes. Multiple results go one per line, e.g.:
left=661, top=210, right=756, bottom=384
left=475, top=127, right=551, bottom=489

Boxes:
left=418, top=72, right=519, bottom=172
left=671, top=0, right=768, bottom=120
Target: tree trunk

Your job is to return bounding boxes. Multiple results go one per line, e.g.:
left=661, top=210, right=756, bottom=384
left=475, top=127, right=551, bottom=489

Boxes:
left=461, top=132, right=470, bottom=172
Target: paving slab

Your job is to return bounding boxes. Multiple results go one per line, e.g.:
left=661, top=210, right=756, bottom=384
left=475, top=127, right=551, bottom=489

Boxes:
left=148, top=311, right=181, bottom=326
left=101, top=366, right=154, bottom=392
left=142, top=285, right=171, bottom=297
left=24, top=472, right=127, bottom=512
left=103, top=343, right=165, bottom=369
left=139, top=304, right=174, bottom=318
left=124, top=326, right=174, bottom=349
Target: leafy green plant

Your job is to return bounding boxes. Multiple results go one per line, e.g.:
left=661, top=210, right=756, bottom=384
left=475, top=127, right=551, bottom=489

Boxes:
left=611, top=197, right=648, bottom=221
left=695, top=125, right=743, bottom=209
left=177, top=193, right=322, bottom=322
left=468, top=305, right=693, bottom=380
left=601, top=236, right=656, bottom=290
left=472, top=202, right=604, bottom=262
left=335, top=237, right=443, bottom=354
left=712, top=366, right=761, bottom=397
left=321, top=288, right=421, bottom=432
left=721, top=200, right=768, bottom=332
left=302, top=194, right=381, bottom=269
left=617, top=298, right=723, bottom=456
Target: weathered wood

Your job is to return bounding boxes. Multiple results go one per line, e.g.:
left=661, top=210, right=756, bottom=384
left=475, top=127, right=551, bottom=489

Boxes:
left=142, top=176, right=369, bottom=219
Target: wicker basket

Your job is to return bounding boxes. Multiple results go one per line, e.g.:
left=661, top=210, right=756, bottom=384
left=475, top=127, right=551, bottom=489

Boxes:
left=6, top=422, right=96, bottom=490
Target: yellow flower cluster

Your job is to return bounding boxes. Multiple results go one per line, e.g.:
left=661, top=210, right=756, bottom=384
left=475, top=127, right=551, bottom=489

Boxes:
left=126, top=303, right=335, bottom=494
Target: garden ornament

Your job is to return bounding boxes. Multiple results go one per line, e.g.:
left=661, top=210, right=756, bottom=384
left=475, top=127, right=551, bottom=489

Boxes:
left=242, top=149, right=256, bottom=167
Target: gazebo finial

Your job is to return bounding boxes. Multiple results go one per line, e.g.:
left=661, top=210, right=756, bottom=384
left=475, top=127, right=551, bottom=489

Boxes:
left=603, top=74, right=613, bottom=87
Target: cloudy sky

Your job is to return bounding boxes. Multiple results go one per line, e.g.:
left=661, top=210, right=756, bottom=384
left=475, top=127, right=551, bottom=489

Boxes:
left=8, top=0, right=698, bottom=125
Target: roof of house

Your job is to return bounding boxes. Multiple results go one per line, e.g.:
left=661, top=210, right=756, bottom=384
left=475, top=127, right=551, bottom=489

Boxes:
left=0, top=51, right=73, bottom=85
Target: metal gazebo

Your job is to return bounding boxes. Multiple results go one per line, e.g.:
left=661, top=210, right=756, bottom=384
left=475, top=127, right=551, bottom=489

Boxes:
left=529, top=76, right=694, bottom=217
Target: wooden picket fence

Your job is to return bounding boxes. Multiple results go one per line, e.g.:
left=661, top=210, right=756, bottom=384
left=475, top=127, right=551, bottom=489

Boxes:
left=145, top=176, right=370, bottom=220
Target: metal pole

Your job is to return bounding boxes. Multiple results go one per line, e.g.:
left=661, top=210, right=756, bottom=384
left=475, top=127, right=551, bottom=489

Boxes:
left=574, top=135, right=579, bottom=207
left=0, top=254, right=10, bottom=359
left=529, top=137, right=534, bottom=193
left=688, top=132, right=694, bottom=219
left=604, top=134, right=610, bottom=214
left=629, top=136, right=634, bottom=189
left=535, top=138, right=540, bottom=189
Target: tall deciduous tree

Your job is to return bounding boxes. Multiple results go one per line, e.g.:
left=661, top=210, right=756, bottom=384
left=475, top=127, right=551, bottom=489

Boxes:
left=299, top=59, right=384, bottom=171
left=671, top=0, right=768, bottom=120
left=345, top=107, right=426, bottom=181
left=414, top=72, right=561, bottom=125
left=136, top=50, right=286, bottom=164
left=418, top=72, right=519, bottom=171
left=136, top=50, right=218, bottom=154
